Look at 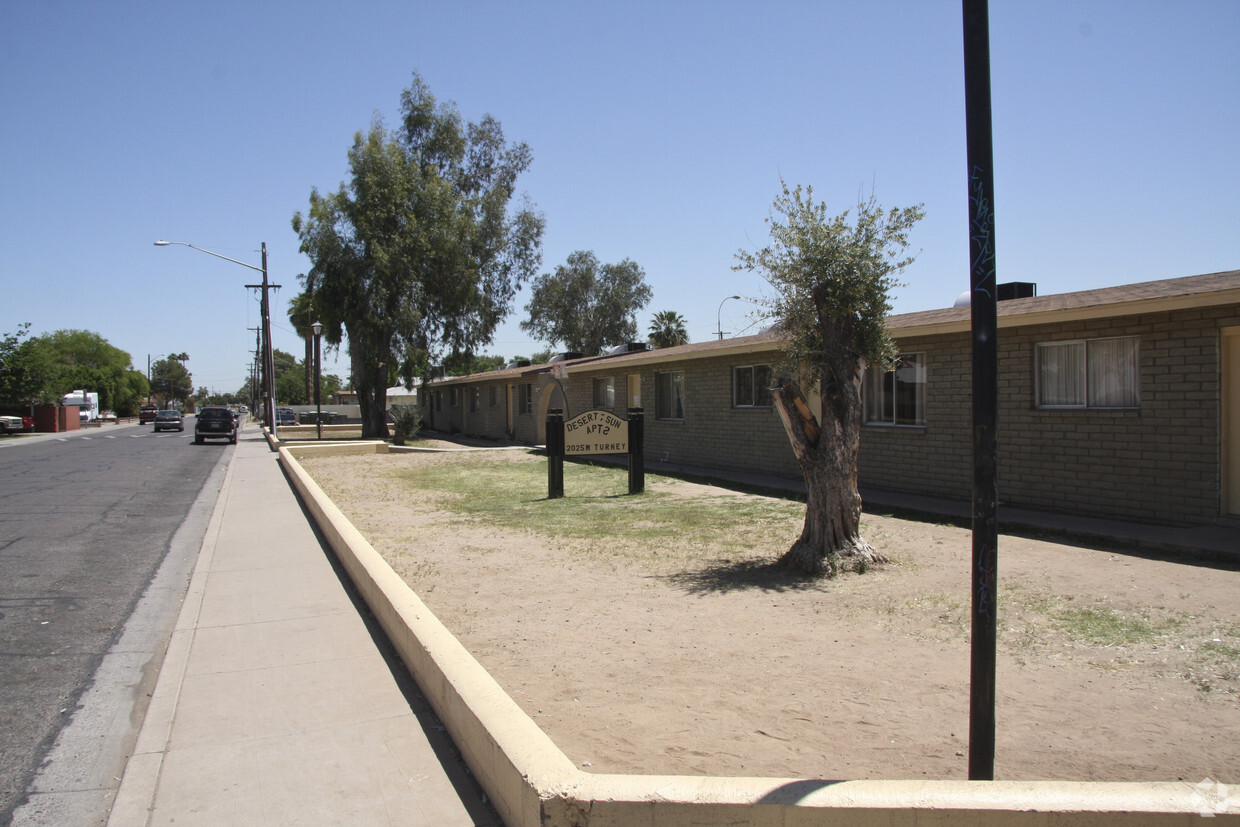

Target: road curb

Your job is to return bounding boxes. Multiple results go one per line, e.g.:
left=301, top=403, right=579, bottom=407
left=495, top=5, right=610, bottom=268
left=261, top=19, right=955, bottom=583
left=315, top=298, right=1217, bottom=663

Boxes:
left=107, top=438, right=239, bottom=826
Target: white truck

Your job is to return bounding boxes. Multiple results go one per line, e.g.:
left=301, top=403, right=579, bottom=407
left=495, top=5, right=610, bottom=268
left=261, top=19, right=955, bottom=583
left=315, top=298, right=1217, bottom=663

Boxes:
left=0, top=414, right=30, bottom=433
left=62, top=390, right=100, bottom=423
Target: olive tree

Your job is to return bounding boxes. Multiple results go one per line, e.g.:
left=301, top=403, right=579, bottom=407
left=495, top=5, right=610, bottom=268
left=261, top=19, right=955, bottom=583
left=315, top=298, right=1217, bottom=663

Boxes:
left=735, top=181, right=924, bottom=575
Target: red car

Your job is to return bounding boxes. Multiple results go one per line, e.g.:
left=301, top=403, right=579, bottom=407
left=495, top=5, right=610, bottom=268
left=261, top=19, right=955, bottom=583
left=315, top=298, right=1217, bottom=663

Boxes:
left=139, top=404, right=159, bottom=424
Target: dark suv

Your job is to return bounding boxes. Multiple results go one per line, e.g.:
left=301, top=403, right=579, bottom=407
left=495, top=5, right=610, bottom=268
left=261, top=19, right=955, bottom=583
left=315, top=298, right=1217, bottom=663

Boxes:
left=194, top=406, right=238, bottom=444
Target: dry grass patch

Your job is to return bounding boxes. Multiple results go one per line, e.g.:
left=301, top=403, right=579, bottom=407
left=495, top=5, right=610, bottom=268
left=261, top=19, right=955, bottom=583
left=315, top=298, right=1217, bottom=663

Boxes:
left=300, top=449, right=1240, bottom=783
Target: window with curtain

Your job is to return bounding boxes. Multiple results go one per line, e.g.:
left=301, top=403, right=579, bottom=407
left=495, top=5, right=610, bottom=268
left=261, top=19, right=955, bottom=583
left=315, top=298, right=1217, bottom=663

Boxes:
left=655, top=371, right=684, bottom=420
left=1036, top=337, right=1139, bottom=408
left=733, top=364, right=774, bottom=408
left=864, top=353, right=926, bottom=425
left=518, top=383, right=532, bottom=415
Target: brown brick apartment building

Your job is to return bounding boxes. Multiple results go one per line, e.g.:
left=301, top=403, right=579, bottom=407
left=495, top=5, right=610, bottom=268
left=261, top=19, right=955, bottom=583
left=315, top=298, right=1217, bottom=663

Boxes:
left=422, top=270, right=1240, bottom=528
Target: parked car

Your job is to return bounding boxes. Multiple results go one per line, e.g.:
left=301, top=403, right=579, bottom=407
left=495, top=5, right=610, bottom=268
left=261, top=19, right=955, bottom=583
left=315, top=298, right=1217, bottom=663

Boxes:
left=139, top=404, right=159, bottom=424
left=195, top=406, right=238, bottom=444
left=153, top=410, right=183, bottom=432
left=276, top=407, right=297, bottom=426
left=0, top=414, right=30, bottom=434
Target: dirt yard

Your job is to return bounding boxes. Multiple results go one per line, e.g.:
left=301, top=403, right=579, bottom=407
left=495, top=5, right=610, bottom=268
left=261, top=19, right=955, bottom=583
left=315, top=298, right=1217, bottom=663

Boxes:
left=298, top=446, right=1240, bottom=783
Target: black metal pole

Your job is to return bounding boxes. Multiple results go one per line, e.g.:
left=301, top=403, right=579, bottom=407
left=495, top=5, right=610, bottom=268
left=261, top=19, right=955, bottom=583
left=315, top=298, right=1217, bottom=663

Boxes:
left=627, top=407, right=644, bottom=495
left=963, top=0, right=1000, bottom=781
left=547, top=409, right=564, bottom=499
left=314, top=331, right=322, bottom=440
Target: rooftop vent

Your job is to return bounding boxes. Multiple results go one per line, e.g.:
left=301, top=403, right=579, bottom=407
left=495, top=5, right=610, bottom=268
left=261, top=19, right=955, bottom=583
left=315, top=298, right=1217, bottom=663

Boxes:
left=548, top=351, right=584, bottom=363
left=953, top=282, right=1038, bottom=307
left=607, top=342, right=650, bottom=356
left=998, top=281, right=1037, bottom=301
left=503, top=359, right=531, bottom=370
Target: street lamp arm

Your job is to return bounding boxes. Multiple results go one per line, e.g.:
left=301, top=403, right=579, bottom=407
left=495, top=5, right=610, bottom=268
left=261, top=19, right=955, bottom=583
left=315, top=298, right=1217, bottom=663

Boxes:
left=154, top=238, right=276, bottom=437
left=154, top=240, right=264, bottom=274
left=717, top=294, right=742, bottom=340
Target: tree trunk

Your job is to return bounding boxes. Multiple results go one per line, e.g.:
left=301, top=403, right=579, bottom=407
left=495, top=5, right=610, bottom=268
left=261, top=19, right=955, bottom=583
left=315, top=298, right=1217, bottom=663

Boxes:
left=351, top=342, right=391, bottom=440
left=772, top=375, right=888, bottom=576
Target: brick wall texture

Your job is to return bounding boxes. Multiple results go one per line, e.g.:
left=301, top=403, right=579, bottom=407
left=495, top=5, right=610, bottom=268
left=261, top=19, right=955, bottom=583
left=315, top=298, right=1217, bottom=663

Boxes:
left=425, top=301, right=1239, bottom=526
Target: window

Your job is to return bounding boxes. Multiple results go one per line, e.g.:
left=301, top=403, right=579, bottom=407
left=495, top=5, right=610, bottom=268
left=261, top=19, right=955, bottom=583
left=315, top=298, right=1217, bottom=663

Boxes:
left=435, top=390, right=442, bottom=412
left=1036, top=336, right=1138, bottom=408
left=864, top=353, right=926, bottom=425
left=469, top=387, right=479, bottom=413
left=489, top=386, right=498, bottom=407
left=449, top=387, right=459, bottom=408
left=518, top=383, right=532, bottom=415
left=655, top=371, right=684, bottom=419
left=733, top=364, right=773, bottom=408
left=593, top=377, right=615, bottom=409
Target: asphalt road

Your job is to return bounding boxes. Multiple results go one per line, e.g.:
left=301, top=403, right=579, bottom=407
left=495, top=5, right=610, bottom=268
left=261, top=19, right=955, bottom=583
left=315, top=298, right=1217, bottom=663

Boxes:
left=0, top=420, right=232, bottom=824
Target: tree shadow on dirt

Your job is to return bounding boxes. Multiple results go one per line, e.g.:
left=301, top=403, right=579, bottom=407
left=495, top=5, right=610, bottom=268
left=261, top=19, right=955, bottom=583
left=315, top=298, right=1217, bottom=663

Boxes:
left=663, top=557, right=827, bottom=595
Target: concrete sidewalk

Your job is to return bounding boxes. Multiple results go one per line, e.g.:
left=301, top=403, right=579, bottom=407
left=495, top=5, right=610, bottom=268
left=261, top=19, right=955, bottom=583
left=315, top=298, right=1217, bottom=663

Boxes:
left=109, top=428, right=498, bottom=826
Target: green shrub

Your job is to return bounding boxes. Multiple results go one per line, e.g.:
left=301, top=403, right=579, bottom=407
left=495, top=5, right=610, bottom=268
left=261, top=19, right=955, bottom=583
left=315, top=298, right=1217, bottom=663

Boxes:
left=390, top=405, right=420, bottom=446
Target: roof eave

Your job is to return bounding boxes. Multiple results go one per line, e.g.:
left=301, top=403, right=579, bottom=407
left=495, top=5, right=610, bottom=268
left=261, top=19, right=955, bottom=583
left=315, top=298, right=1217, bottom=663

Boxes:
left=890, top=287, right=1240, bottom=339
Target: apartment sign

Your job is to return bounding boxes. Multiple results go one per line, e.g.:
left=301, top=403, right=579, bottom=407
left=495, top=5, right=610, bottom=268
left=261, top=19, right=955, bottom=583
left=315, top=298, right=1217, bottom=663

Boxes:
left=563, top=410, right=628, bottom=455
left=547, top=407, right=644, bottom=497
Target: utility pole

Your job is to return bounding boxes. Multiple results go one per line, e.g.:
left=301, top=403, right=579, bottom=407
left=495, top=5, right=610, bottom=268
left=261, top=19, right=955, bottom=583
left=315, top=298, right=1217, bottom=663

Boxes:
left=245, top=243, right=280, bottom=435
left=249, top=327, right=261, bottom=414
left=154, top=240, right=279, bottom=434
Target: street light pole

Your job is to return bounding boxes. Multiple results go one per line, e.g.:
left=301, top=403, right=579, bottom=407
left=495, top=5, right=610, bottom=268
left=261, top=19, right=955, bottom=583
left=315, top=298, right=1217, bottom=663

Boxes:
left=717, top=295, right=741, bottom=340
left=154, top=240, right=281, bottom=437
left=311, top=321, right=323, bottom=440
left=963, top=0, right=1000, bottom=781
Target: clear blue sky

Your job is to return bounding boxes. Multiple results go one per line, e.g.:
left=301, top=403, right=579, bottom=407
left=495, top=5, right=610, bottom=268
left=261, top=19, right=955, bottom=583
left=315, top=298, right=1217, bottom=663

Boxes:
left=2, top=1, right=1237, bottom=395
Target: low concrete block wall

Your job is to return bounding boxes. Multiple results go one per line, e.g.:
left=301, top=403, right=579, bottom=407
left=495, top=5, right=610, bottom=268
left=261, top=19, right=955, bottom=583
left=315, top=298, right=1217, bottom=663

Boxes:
left=277, top=446, right=1236, bottom=825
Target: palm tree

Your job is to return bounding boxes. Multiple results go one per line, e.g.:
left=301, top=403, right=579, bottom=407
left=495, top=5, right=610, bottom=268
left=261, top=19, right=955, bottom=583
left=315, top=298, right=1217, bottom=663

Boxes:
left=647, top=311, right=689, bottom=349
left=287, top=288, right=316, bottom=404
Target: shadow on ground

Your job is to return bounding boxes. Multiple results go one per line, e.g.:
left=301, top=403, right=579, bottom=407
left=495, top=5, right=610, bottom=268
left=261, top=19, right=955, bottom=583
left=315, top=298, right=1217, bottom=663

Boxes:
left=663, top=557, right=828, bottom=595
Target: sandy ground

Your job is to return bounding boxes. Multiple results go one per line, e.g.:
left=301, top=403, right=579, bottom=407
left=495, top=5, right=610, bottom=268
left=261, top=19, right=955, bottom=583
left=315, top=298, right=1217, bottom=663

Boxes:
left=299, top=447, right=1240, bottom=783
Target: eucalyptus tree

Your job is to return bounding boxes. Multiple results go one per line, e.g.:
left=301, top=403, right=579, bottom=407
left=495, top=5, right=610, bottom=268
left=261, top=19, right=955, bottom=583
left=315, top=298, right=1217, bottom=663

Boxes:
left=647, top=310, right=689, bottom=349
left=735, top=181, right=924, bottom=576
left=521, top=251, right=652, bottom=355
left=293, top=73, right=545, bottom=437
